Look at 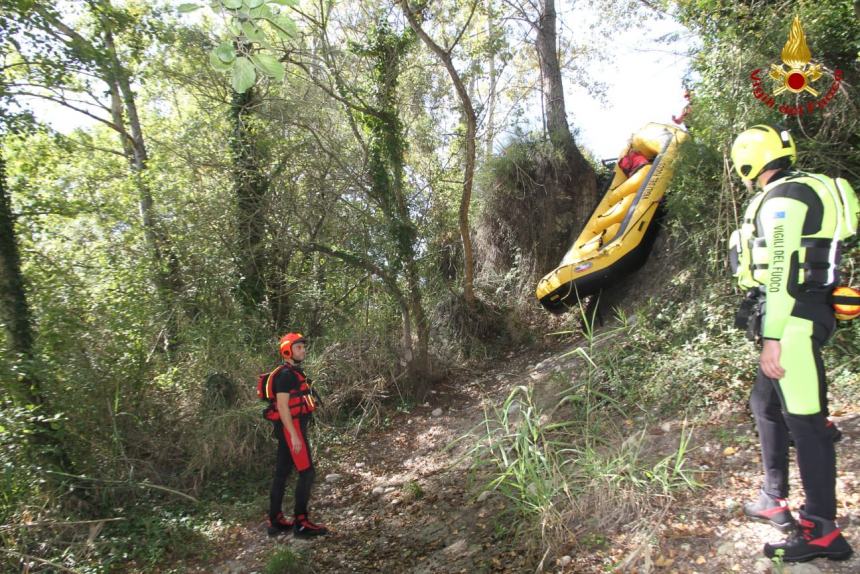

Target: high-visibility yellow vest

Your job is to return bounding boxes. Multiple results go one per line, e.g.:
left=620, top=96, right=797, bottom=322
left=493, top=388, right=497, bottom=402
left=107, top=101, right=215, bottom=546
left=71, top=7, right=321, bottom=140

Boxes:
left=729, top=172, right=859, bottom=291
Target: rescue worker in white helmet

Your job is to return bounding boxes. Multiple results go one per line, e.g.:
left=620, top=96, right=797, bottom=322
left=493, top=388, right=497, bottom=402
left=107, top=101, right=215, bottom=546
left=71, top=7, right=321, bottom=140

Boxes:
left=728, top=125, right=858, bottom=562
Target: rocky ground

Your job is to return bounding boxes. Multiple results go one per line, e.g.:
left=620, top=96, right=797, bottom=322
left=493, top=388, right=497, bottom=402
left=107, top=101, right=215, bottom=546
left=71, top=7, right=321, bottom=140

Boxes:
left=190, top=341, right=859, bottom=574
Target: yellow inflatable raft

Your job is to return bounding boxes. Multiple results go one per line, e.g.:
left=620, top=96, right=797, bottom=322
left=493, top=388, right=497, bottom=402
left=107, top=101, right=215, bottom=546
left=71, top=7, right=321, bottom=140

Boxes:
left=536, top=123, right=688, bottom=314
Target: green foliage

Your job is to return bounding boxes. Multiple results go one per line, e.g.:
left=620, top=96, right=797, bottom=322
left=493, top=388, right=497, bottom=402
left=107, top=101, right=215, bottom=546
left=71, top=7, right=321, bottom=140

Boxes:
left=189, top=0, right=297, bottom=92
left=475, top=380, right=701, bottom=548
left=352, top=20, right=418, bottom=268
left=0, top=404, right=58, bottom=523
left=403, top=480, right=425, bottom=500
left=264, top=547, right=309, bottom=574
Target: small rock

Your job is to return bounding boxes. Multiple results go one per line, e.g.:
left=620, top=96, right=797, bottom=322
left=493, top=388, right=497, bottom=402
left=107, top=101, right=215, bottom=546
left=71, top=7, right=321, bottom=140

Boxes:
left=476, top=491, right=491, bottom=503
left=355, top=462, right=365, bottom=468
left=753, top=558, right=771, bottom=573
left=716, top=541, right=735, bottom=556
left=372, top=486, right=385, bottom=496
left=660, top=422, right=672, bottom=433
left=432, top=408, right=443, bottom=417
left=384, top=486, right=396, bottom=493
left=422, top=402, right=431, bottom=407
left=507, top=402, right=521, bottom=415
left=325, top=473, right=342, bottom=483
left=725, top=498, right=739, bottom=512
left=558, top=555, right=572, bottom=567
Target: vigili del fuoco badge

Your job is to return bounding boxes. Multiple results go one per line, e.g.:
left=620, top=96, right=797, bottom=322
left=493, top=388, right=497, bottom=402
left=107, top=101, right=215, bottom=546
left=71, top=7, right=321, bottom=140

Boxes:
left=750, top=16, right=843, bottom=117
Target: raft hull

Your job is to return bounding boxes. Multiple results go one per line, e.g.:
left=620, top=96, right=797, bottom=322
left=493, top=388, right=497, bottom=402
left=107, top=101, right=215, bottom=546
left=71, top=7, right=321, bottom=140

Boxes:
left=538, top=206, right=663, bottom=314
left=536, top=123, right=687, bottom=314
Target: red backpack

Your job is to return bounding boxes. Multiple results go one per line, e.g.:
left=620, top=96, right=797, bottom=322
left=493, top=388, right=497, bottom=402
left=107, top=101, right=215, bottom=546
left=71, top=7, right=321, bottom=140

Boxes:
left=256, top=365, right=287, bottom=402
left=257, top=365, right=286, bottom=421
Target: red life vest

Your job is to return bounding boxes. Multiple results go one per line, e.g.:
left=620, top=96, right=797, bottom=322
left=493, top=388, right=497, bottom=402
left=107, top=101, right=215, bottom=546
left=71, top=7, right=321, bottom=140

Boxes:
left=619, top=150, right=649, bottom=177
left=258, top=363, right=316, bottom=420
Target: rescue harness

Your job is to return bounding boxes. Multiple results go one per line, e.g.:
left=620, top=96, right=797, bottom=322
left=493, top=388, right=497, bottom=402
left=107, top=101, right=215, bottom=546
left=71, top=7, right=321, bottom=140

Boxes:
left=256, top=363, right=318, bottom=421
left=729, top=172, right=858, bottom=288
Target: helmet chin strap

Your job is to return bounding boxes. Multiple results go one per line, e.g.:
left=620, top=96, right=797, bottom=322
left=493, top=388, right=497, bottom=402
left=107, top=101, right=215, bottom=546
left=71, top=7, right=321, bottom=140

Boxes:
left=744, top=179, right=755, bottom=193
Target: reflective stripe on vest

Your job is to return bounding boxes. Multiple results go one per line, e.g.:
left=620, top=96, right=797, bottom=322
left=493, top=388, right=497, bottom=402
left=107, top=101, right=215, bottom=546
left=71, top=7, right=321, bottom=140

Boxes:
left=268, top=364, right=316, bottom=417
left=729, top=190, right=767, bottom=289
left=730, top=173, right=847, bottom=290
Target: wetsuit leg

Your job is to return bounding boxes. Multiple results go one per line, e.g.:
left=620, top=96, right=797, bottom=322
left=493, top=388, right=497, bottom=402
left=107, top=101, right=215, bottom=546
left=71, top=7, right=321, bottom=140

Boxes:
left=269, top=422, right=295, bottom=520
left=775, top=316, right=836, bottom=519
left=293, top=417, right=316, bottom=517
left=750, top=368, right=790, bottom=498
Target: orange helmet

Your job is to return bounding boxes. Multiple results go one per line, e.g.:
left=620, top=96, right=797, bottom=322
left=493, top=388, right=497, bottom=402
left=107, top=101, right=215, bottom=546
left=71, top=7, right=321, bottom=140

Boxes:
left=279, top=332, right=307, bottom=359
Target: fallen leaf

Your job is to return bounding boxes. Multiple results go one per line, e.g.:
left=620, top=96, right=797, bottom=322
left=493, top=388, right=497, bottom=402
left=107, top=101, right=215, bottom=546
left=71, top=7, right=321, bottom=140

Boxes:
left=723, top=446, right=736, bottom=456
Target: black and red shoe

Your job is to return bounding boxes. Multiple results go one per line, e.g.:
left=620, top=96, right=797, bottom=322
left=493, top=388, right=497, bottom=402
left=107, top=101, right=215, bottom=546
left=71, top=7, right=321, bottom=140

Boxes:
left=764, top=510, right=853, bottom=562
left=743, top=490, right=795, bottom=532
left=267, top=512, right=294, bottom=536
left=293, top=514, right=329, bottom=538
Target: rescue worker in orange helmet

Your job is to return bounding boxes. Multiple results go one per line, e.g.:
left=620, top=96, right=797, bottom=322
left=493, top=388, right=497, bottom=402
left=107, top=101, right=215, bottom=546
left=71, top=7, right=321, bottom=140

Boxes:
left=266, top=333, right=328, bottom=538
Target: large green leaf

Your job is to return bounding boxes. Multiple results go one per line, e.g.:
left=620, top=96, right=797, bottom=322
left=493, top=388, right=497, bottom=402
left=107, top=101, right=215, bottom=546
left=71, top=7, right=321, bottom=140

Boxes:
left=231, top=57, right=256, bottom=93
left=241, top=21, right=267, bottom=43
left=267, top=15, right=297, bottom=39
left=249, top=4, right=273, bottom=18
left=228, top=19, right=243, bottom=36
left=209, top=50, right=233, bottom=72
left=214, top=41, right=236, bottom=63
left=222, top=0, right=242, bottom=8
left=245, top=0, right=266, bottom=7
left=177, top=3, right=201, bottom=13
left=251, top=53, right=285, bottom=81
left=268, top=0, right=298, bottom=5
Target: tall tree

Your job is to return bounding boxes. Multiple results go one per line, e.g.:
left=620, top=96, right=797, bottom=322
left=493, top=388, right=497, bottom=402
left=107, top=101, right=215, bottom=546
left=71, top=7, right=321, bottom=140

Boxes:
left=399, top=0, right=479, bottom=305
left=229, top=85, right=270, bottom=313
left=6, top=0, right=184, bottom=351
left=0, top=99, right=71, bottom=470
left=0, top=147, right=39, bottom=407
left=532, top=0, right=596, bottom=226
left=282, top=7, right=433, bottom=382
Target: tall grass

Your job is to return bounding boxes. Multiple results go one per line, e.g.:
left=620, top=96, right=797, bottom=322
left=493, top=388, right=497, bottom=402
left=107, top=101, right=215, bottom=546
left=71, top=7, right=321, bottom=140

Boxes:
left=473, top=301, right=703, bottom=562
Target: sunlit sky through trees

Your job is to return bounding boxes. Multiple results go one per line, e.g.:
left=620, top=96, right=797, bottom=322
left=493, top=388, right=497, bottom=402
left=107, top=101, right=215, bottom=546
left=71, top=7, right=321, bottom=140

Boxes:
left=24, top=0, right=694, bottom=159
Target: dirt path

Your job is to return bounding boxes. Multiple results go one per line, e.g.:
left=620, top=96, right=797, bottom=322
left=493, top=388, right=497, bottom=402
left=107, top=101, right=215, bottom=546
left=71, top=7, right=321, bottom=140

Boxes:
left=193, top=343, right=859, bottom=574
left=196, top=345, right=570, bottom=574
left=563, top=409, right=860, bottom=574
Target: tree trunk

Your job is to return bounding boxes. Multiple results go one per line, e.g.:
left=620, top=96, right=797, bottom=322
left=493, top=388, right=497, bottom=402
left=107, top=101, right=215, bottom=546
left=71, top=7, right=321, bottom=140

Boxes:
left=533, top=0, right=597, bottom=260
left=400, top=0, right=477, bottom=305
left=100, top=4, right=184, bottom=350
left=485, top=7, right=498, bottom=159
left=229, top=86, right=269, bottom=313
left=0, top=150, right=40, bottom=406
left=0, top=146, right=72, bottom=471
left=535, top=0, right=571, bottom=149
